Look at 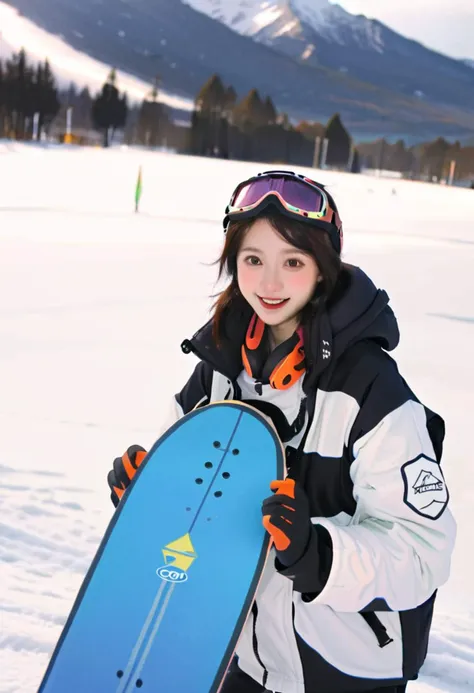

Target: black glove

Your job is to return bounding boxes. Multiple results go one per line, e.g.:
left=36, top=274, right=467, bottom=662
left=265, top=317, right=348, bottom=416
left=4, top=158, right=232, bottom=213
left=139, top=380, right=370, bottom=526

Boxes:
left=107, top=445, right=147, bottom=507
left=262, top=479, right=312, bottom=567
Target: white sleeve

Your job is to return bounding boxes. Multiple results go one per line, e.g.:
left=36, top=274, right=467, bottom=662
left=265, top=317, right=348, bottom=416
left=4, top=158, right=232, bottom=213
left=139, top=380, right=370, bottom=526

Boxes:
left=156, top=397, right=186, bottom=437
left=312, top=399, right=456, bottom=612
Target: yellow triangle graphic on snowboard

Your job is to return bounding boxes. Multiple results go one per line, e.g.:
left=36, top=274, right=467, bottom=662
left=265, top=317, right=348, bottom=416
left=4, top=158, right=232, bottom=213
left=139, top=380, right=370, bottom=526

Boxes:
left=165, top=533, right=196, bottom=555
left=162, top=533, right=197, bottom=572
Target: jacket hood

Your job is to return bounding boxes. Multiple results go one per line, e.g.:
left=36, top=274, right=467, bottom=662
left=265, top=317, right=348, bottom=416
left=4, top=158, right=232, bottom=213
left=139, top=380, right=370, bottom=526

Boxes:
left=329, top=263, right=399, bottom=354
left=182, top=264, right=399, bottom=386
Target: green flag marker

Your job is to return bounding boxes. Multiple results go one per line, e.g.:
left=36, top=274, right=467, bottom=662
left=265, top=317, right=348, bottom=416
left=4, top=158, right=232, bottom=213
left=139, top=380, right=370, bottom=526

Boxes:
left=135, top=166, right=143, bottom=212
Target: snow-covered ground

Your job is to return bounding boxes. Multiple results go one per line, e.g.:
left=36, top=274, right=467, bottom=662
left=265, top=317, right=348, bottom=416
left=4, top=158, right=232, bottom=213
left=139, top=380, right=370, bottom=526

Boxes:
left=0, top=144, right=473, bottom=692
left=0, top=1, right=192, bottom=111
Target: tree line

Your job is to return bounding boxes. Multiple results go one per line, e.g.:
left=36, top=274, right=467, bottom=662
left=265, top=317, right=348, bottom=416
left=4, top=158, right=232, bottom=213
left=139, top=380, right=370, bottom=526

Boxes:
left=357, top=138, right=474, bottom=183
left=0, top=49, right=60, bottom=138
left=1, top=48, right=474, bottom=183
left=0, top=49, right=147, bottom=147
left=188, top=74, right=357, bottom=170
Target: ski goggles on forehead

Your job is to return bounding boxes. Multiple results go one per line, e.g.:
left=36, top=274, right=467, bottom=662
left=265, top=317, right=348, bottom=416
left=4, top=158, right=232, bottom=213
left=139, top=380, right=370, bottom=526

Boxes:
left=224, top=171, right=342, bottom=253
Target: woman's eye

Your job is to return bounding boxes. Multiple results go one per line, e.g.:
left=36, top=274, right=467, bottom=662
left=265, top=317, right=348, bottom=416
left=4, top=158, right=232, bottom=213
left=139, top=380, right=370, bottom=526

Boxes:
left=245, top=256, right=261, bottom=266
left=287, top=258, right=303, bottom=268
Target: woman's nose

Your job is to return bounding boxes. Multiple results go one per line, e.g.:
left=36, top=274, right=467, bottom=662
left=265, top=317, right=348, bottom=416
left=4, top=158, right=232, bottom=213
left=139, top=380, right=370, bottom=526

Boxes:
left=260, top=267, right=284, bottom=294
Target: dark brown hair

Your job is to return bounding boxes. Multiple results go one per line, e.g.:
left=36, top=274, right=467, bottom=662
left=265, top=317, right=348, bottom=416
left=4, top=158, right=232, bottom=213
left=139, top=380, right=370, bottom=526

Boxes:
left=212, top=210, right=342, bottom=343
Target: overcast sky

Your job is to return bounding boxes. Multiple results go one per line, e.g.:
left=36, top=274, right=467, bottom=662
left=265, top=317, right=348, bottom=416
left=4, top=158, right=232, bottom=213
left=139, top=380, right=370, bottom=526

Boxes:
left=335, top=0, right=474, bottom=60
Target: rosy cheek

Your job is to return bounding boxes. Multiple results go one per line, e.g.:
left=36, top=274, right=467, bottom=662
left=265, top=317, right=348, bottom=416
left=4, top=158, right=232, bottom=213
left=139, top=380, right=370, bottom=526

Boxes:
left=286, top=270, right=313, bottom=289
left=237, top=263, right=257, bottom=291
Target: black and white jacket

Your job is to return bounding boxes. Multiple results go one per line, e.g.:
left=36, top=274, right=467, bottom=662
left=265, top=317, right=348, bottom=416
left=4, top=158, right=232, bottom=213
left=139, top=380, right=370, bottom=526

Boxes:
left=170, top=265, right=456, bottom=693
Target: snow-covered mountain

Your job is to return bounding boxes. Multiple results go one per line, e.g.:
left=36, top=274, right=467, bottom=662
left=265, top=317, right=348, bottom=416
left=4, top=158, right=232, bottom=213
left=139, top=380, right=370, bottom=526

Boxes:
left=3, top=0, right=474, bottom=141
left=183, top=0, right=474, bottom=111
left=183, top=0, right=384, bottom=52
left=181, top=0, right=294, bottom=38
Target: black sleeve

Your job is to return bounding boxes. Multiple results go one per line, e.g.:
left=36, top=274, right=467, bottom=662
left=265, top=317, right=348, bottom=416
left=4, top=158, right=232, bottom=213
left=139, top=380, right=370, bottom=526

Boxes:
left=175, top=361, right=214, bottom=415
left=276, top=525, right=333, bottom=598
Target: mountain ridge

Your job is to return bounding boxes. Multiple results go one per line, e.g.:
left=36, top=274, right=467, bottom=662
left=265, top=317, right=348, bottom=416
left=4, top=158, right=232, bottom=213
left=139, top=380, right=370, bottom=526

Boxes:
left=2, top=0, right=474, bottom=141
left=184, top=0, right=474, bottom=114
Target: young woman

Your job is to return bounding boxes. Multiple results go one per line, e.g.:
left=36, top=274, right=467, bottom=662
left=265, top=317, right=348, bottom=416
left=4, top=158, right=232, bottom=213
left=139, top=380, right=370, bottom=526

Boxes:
left=108, top=170, right=456, bottom=693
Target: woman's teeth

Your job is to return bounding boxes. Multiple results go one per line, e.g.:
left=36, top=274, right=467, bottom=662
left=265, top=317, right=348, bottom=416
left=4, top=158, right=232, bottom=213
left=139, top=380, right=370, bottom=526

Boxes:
left=259, top=297, right=289, bottom=306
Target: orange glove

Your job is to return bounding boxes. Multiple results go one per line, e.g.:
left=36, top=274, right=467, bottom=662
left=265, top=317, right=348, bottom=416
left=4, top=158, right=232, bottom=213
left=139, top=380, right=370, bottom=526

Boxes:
left=262, top=479, right=312, bottom=567
left=107, top=445, right=147, bottom=507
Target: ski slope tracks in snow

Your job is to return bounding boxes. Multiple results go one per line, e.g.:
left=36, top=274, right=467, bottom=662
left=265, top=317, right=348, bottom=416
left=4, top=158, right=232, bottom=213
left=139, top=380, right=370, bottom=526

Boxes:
left=0, top=143, right=473, bottom=692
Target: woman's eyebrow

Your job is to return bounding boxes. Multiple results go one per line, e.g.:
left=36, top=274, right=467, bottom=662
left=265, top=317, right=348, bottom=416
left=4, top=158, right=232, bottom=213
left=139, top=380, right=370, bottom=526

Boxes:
left=239, top=246, right=305, bottom=255
left=239, top=246, right=262, bottom=253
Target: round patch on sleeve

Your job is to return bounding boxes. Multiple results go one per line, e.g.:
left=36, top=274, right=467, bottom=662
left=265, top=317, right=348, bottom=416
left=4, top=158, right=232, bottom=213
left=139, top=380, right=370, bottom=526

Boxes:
left=401, top=454, right=449, bottom=520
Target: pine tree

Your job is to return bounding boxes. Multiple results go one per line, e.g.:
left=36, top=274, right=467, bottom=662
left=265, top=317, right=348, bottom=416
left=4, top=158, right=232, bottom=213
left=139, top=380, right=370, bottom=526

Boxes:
left=233, top=89, right=267, bottom=132
left=223, top=86, right=237, bottom=122
left=65, top=82, right=77, bottom=108
left=262, top=96, right=277, bottom=126
left=324, top=113, right=351, bottom=168
left=77, top=88, right=93, bottom=129
left=387, top=140, right=414, bottom=173
left=5, top=49, right=35, bottom=138
left=137, top=96, right=169, bottom=147
left=138, top=75, right=169, bottom=147
left=91, top=69, right=128, bottom=147
left=33, top=59, right=60, bottom=134
left=192, top=74, right=227, bottom=156
left=421, top=137, right=451, bottom=180
left=195, top=74, right=226, bottom=115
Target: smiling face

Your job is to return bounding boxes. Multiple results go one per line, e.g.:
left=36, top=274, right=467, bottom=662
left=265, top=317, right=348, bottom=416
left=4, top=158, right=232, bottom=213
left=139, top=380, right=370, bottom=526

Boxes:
left=236, top=217, right=321, bottom=345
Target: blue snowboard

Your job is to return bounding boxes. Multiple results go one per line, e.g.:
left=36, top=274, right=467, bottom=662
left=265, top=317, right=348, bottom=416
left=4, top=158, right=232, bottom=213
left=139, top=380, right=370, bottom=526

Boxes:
left=39, top=402, right=284, bottom=693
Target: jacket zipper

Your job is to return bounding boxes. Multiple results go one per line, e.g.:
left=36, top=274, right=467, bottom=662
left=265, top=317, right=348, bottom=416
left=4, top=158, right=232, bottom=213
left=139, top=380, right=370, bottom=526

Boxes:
left=251, top=603, right=269, bottom=687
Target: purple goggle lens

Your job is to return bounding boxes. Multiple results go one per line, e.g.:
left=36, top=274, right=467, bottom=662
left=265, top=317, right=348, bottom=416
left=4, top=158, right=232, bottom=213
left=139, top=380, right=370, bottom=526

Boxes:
left=232, top=177, right=325, bottom=213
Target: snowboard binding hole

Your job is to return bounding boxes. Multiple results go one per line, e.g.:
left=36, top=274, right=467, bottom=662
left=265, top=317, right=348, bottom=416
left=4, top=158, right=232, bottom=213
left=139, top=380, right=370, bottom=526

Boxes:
left=136, top=680, right=143, bottom=688
left=195, top=478, right=203, bottom=485
left=117, top=671, right=124, bottom=678
left=222, top=472, right=230, bottom=479
left=214, top=491, right=222, bottom=498
left=232, top=449, right=240, bottom=455
left=213, top=441, right=221, bottom=448
left=205, top=462, right=213, bottom=469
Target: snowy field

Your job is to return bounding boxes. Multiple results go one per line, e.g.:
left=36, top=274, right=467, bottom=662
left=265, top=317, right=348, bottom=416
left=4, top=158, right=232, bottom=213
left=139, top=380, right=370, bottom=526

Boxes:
left=0, top=143, right=473, bottom=693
